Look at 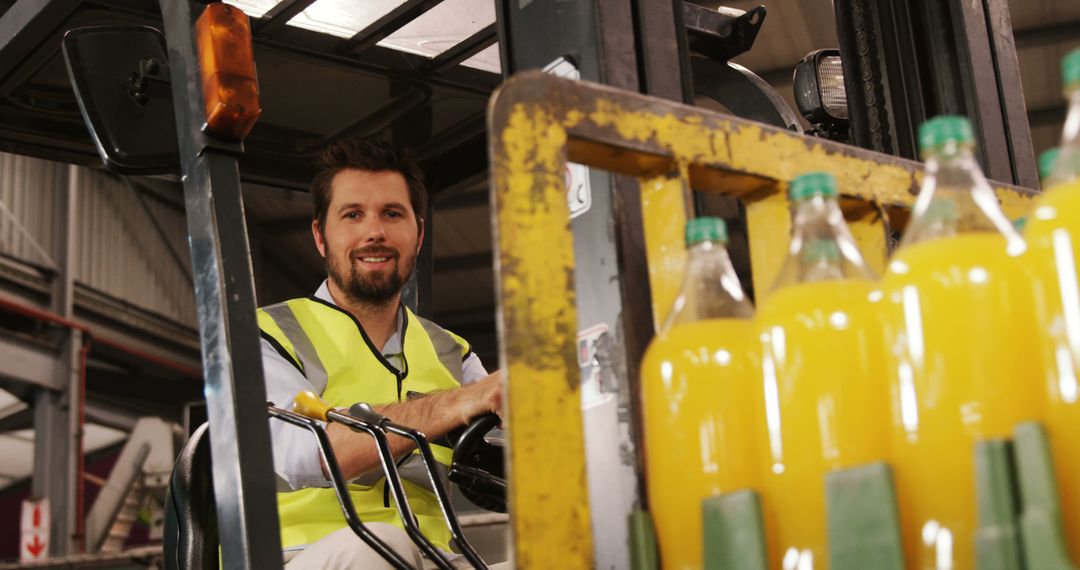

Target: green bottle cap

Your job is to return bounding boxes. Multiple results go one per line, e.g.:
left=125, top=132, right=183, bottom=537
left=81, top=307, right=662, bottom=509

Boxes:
left=919, top=115, right=975, bottom=154
left=686, top=217, right=728, bottom=246
left=803, top=239, right=841, bottom=263
left=790, top=172, right=838, bottom=201
left=1064, top=48, right=1080, bottom=89
left=1040, top=147, right=1061, bottom=181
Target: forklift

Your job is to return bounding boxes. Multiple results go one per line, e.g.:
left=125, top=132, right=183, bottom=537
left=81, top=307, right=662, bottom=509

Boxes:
left=0, top=0, right=1043, bottom=568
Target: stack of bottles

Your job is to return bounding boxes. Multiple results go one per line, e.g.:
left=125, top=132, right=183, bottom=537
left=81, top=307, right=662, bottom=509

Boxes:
left=639, top=47, right=1080, bottom=570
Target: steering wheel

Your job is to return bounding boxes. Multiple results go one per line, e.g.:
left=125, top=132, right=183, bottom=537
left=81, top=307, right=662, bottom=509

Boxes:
left=448, top=413, right=506, bottom=513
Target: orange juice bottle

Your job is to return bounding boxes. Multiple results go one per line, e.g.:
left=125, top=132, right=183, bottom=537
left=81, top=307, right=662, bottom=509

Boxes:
left=756, top=172, right=890, bottom=570
left=640, top=217, right=759, bottom=570
left=1023, top=47, right=1080, bottom=564
left=880, top=116, right=1044, bottom=569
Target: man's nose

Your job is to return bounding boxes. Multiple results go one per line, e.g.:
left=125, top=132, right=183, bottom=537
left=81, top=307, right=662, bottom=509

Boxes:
left=363, top=219, right=388, bottom=242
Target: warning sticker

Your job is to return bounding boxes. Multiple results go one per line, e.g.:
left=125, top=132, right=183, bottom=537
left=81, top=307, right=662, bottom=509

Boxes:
left=578, top=324, right=610, bottom=406
left=544, top=58, right=592, bottom=220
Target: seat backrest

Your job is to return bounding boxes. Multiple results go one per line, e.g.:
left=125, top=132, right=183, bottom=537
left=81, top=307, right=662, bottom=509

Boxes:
left=163, top=422, right=219, bottom=570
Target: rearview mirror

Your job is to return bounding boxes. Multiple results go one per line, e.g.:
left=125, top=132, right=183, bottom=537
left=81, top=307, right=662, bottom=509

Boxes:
left=62, top=25, right=180, bottom=174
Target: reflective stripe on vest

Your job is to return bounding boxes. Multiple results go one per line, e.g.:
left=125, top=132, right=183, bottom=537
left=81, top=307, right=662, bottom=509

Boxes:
left=258, top=298, right=469, bottom=551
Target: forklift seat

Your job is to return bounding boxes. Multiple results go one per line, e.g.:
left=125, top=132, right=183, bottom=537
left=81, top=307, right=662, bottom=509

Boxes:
left=163, top=423, right=219, bottom=570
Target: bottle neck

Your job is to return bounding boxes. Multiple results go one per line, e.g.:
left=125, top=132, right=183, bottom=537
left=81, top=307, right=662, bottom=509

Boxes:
left=901, top=145, right=1022, bottom=251
left=770, top=196, right=875, bottom=291
left=663, top=240, right=753, bottom=330
left=1050, top=87, right=1080, bottom=186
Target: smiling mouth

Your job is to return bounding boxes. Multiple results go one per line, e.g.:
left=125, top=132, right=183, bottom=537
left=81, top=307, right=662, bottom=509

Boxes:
left=360, top=256, right=391, bottom=263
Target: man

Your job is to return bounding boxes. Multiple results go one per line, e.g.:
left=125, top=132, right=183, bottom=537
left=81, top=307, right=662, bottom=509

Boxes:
left=258, top=136, right=505, bottom=569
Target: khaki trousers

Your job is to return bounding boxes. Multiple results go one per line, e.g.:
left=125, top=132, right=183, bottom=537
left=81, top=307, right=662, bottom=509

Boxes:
left=283, top=524, right=513, bottom=570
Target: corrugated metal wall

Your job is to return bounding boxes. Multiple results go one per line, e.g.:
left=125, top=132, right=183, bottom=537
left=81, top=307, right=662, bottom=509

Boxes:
left=0, top=152, right=61, bottom=269
left=0, top=152, right=196, bottom=328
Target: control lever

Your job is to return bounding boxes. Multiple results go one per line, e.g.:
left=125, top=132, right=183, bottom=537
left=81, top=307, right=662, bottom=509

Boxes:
left=292, top=392, right=457, bottom=570
left=348, top=403, right=489, bottom=570
left=266, top=404, right=416, bottom=570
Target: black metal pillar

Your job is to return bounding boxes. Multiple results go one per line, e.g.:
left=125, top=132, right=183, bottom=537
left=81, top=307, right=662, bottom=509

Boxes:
left=158, top=1, right=282, bottom=568
left=496, top=1, right=689, bottom=567
left=834, top=0, right=1037, bottom=187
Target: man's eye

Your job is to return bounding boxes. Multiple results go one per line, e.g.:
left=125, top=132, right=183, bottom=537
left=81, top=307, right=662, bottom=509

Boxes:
left=386, top=211, right=402, bottom=218
left=344, top=212, right=360, bottom=219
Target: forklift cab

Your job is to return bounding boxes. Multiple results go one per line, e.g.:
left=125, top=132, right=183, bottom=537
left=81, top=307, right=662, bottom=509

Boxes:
left=0, top=0, right=1046, bottom=566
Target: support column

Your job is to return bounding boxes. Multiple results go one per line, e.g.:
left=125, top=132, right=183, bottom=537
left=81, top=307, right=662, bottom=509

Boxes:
left=32, top=163, right=82, bottom=556
left=158, top=1, right=282, bottom=568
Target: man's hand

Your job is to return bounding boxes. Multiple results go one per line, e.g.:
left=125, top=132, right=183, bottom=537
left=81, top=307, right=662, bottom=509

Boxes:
left=457, top=370, right=502, bottom=425
left=324, top=370, right=504, bottom=480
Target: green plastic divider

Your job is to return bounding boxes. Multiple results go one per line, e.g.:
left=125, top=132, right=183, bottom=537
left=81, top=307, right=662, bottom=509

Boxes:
left=1013, top=421, right=1076, bottom=569
left=974, top=439, right=1023, bottom=570
left=628, top=509, right=659, bottom=570
left=702, top=490, right=768, bottom=570
left=825, top=462, right=904, bottom=570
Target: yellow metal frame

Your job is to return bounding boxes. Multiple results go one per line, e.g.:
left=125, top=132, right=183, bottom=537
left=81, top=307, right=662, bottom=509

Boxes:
left=487, top=71, right=1037, bottom=568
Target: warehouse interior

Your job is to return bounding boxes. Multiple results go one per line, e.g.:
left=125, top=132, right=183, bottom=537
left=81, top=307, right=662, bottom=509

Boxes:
left=0, top=0, right=1075, bottom=568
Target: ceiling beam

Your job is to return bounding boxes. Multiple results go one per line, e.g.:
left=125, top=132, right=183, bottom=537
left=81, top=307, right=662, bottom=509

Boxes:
left=254, top=0, right=320, bottom=36
left=342, top=0, right=446, bottom=55
left=429, top=23, right=497, bottom=73
left=0, top=0, right=70, bottom=84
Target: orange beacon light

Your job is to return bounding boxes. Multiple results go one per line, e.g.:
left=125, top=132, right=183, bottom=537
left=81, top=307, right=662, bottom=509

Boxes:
left=195, top=3, right=261, bottom=140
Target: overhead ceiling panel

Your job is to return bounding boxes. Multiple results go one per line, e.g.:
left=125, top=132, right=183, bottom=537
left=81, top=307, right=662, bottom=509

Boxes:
left=382, top=0, right=499, bottom=72
left=461, top=43, right=500, bottom=74
left=223, top=0, right=502, bottom=72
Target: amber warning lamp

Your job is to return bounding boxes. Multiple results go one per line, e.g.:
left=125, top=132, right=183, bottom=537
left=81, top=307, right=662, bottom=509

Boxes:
left=195, top=3, right=261, bottom=140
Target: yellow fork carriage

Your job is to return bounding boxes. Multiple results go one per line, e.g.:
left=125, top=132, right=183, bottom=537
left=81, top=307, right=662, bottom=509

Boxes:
left=486, top=71, right=1048, bottom=569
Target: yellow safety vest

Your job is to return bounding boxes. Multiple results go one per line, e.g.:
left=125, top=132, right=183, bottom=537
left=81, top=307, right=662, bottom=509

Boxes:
left=257, top=296, right=471, bottom=552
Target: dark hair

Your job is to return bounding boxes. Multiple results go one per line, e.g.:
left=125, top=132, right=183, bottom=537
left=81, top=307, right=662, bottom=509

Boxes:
left=310, top=136, right=427, bottom=234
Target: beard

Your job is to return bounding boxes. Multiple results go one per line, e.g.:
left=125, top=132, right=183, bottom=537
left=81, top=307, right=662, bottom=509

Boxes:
left=326, top=244, right=415, bottom=309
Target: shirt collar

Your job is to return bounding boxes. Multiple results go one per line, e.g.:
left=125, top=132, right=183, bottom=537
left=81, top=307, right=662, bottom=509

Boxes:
left=315, top=280, right=405, bottom=355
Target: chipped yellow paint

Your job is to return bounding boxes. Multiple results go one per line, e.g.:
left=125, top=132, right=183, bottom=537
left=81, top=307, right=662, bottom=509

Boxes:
left=995, top=185, right=1037, bottom=220
left=493, top=102, right=593, bottom=570
left=745, top=193, right=791, bottom=304
left=848, top=214, right=890, bottom=277
left=724, top=125, right=920, bottom=206
left=639, top=167, right=691, bottom=330
left=583, top=97, right=922, bottom=207
left=588, top=99, right=718, bottom=162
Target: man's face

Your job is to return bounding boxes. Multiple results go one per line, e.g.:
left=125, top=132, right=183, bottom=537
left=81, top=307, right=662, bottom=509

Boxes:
left=313, top=169, right=423, bottom=308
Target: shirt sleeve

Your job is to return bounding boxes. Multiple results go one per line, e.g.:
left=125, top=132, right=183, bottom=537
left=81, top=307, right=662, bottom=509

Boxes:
left=460, top=351, right=489, bottom=385
left=262, top=337, right=331, bottom=490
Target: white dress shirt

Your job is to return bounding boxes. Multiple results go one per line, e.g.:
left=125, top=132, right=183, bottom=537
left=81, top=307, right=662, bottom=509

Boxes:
left=263, top=281, right=489, bottom=490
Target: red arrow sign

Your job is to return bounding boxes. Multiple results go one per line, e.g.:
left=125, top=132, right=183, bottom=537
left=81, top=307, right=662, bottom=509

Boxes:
left=26, top=535, right=44, bottom=558
left=32, top=506, right=40, bottom=528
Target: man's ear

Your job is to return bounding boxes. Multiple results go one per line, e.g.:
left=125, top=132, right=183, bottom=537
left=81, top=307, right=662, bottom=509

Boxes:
left=417, top=217, right=425, bottom=254
left=312, top=219, right=327, bottom=258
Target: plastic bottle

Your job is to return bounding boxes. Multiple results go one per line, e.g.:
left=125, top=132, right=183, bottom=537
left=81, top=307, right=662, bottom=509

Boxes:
left=880, top=116, right=1044, bottom=569
left=640, top=217, right=759, bottom=570
left=1023, top=47, right=1080, bottom=564
left=755, top=172, right=890, bottom=570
